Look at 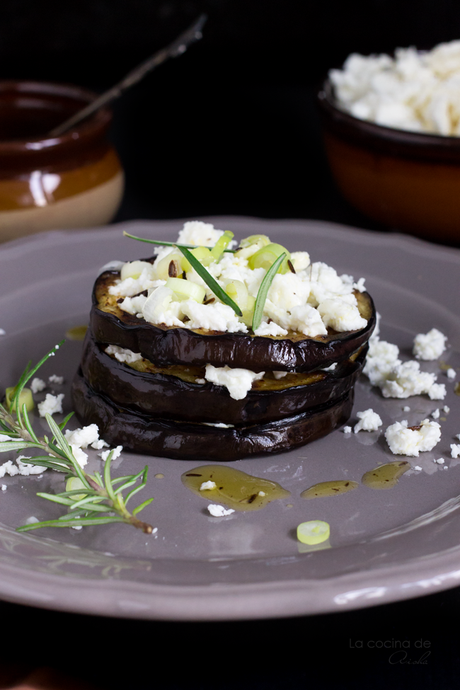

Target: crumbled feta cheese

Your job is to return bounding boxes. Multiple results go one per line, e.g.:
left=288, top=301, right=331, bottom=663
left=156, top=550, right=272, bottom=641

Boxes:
left=16, top=456, right=45, bottom=475
left=362, top=338, right=401, bottom=386
left=254, top=320, right=288, bottom=337
left=403, top=406, right=411, bottom=412
left=413, top=466, right=422, bottom=471
left=318, top=297, right=368, bottom=332
left=380, top=361, right=439, bottom=399
left=48, top=375, right=64, bottom=385
left=200, top=481, right=217, bottom=491
left=444, top=406, right=450, bottom=414
left=434, top=457, right=445, bottom=464
left=177, top=221, right=225, bottom=248
left=451, top=444, right=460, bottom=459
left=100, top=445, right=123, bottom=462
left=342, top=426, right=352, bottom=433
left=413, top=328, right=447, bottom=361
left=353, top=409, right=383, bottom=433
left=428, top=383, right=447, bottom=400
left=330, top=40, right=460, bottom=136
left=105, top=345, right=143, bottom=364
left=1, top=484, right=6, bottom=491
left=447, top=368, right=456, bottom=380
left=207, top=504, right=235, bottom=517
left=205, top=365, right=265, bottom=400
left=37, top=393, right=64, bottom=417
left=30, top=377, right=46, bottom=394
left=65, top=424, right=101, bottom=449
left=431, top=408, right=440, bottom=419
left=385, top=419, right=441, bottom=456
left=0, top=456, right=46, bottom=477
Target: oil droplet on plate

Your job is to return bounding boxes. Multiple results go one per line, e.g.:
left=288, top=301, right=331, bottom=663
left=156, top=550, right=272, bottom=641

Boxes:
left=301, top=480, right=359, bottom=499
left=181, top=465, right=290, bottom=511
left=65, top=324, right=88, bottom=341
left=361, top=461, right=410, bottom=490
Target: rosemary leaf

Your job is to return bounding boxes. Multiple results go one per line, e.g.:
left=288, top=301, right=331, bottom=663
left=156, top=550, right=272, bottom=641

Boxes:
left=252, top=252, right=287, bottom=332
left=176, top=246, right=243, bottom=317
left=123, top=231, right=234, bottom=253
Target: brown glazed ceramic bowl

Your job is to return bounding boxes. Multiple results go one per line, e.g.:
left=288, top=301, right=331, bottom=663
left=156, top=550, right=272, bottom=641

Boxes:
left=317, top=79, right=460, bottom=243
left=0, top=81, right=124, bottom=242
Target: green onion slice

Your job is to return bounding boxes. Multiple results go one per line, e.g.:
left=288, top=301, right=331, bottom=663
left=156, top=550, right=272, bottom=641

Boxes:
left=176, top=246, right=243, bottom=317
left=252, top=252, right=286, bottom=333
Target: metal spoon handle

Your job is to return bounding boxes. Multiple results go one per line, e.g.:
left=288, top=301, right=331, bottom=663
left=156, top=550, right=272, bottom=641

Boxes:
left=50, top=13, right=207, bottom=137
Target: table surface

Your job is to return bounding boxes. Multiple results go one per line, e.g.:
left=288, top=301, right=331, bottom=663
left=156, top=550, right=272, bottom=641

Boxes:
left=1, top=83, right=459, bottom=690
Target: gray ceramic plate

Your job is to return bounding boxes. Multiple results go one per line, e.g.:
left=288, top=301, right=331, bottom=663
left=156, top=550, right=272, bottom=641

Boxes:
left=0, top=217, right=459, bottom=621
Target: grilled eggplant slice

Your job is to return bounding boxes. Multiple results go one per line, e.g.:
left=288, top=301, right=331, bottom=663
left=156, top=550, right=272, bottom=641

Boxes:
left=71, top=368, right=354, bottom=461
left=91, top=270, right=376, bottom=372
left=79, top=330, right=367, bottom=424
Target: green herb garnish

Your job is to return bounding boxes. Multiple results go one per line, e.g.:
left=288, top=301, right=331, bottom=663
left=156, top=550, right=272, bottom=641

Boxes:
left=176, top=246, right=243, bottom=317
left=0, top=343, right=154, bottom=534
left=252, top=252, right=286, bottom=332
left=123, top=231, right=235, bottom=252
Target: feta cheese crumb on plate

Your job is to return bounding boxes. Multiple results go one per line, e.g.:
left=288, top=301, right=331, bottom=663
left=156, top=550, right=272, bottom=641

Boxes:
left=48, top=375, right=64, bottom=385
left=30, top=377, right=46, bottom=394
left=413, top=328, right=447, bottom=361
left=37, top=393, right=64, bottom=417
left=100, top=445, right=123, bottom=462
left=207, top=504, right=235, bottom=517
left=451, top=444, right=460, bottom=459
left=353, top=408, right=382, bottom=433
left=385, top=419, right=441, bottom=457
left=200, top=481, right=217, bottom=491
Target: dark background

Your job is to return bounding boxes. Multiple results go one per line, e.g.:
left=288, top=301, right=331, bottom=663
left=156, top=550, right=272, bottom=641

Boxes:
left=2, top=2, right=460, bottom=688
left=3, top=0, right=460, bottom=232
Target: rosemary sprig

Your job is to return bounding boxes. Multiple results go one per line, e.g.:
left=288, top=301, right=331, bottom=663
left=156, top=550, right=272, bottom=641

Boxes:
left=176, top=245, right=243, bottom=317
left=252, top=253, right=286, bottom=332
left=0, top=344, right=154, bottom=534
left=123, top=231, right=235, bottom=252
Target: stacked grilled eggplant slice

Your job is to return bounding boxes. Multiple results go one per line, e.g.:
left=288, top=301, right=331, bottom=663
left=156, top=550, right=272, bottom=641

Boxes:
left=72, top=248, right=376, bottom=461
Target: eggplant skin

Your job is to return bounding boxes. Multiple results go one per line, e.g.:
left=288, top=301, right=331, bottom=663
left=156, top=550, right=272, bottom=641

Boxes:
left=80, top=330, right=367, bottom=425
left=91, top=271, right=376, bottom=372
left=71, top=369, right=354, bottom=461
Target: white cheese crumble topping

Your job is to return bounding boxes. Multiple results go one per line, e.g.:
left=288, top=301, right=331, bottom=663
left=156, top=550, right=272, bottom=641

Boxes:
left=329, top=40, right=460, bottom=136
left=204, top=365, right=265, bottom=400
left=112, top=221, right=367, bottom=337
left=0, top=456, right=45, bottom=477
left=363, top=337, right=446, bottom=400
left=451, top=444, right=460, bottom=459
left=30, top=377, right=46, bottom=394
left=413, top=328, right=447, bottom=361
left=105, top=345, right=143, bottom=364
left=100, top=446, right=123, bottom=462
left=447, top=368, right=456, bottom=380
left=200, top=480, right=217, bottom=491
left=207, top=504, right=235, bottom=517
left=342, top=426, right=352, bottom=433
left=353, top=409, right=382, bottom=433
left=37, top=393, right=64, bottom=418
left=385, top=419, right=441, bottom=456
left=48, top=375, right=64, bottom=385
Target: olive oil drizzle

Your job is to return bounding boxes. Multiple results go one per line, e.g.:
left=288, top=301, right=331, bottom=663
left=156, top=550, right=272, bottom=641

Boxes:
left=361, top=461, right=411, bottom=489
left=301, top=480, right=359, bottom=499
left=181, top=465, right=290, bottom=512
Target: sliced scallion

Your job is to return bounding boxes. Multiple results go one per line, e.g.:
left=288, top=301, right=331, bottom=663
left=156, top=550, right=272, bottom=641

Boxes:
left=176, top=246, right=243, bottom=317
left=252, top=252, right=286, bottom=332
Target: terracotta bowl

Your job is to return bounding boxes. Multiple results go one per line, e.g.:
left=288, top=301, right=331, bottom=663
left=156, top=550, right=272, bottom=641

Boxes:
left=317, top=78, right=460, bottom=243
left=0, top=80, right=124, bottom=243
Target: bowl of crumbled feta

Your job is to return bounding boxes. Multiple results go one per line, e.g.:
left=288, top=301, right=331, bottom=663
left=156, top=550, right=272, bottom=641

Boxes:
left=317, top=39, right=460, bottom=242
left=71, top=220, right=376, bottom=460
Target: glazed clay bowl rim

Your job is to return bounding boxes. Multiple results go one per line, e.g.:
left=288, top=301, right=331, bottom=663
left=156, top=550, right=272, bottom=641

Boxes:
left=0, top=80, right=112, bottom=154
left=317, top=77, right=460, bottom=162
